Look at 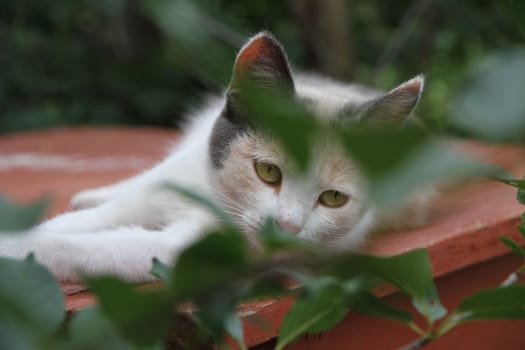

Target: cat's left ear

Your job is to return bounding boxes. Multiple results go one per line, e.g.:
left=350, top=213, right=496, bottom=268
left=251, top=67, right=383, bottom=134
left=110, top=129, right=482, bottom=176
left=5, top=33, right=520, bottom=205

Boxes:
left=358, top=75, right=425, bottom=124
left=228, top=31, right=294, bottom=97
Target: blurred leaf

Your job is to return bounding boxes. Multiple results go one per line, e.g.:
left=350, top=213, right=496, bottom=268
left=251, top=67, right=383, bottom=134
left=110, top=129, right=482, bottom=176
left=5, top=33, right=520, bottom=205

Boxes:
left=497, top=178, right=525, bottom=189
left=87, top=276, right=171, bottom=347
left=412, top=284, right=447, bottom=324
left=276, top=277, right=349, bottom=350
left=0, top=196, right=48, bottom=232
left=518, top=185, right=525, bottom=205
left=519, top=211, right=525, bottom=238
left=504, top=174, right=525, bottom=205
left=258, top=218, right=307, bottom=252
left=519, top=224, right=525, bottom=238
left=344, top=250, right=447, bottom=323
left=341, top=127, right=428, bottom=178
left=150, top=258, right=172, bottom=285
left=351, top=292, right=412, bottom=324
left=341, top=272, right=382, bottom=295
left=224, top=313, right=247, bottom=350
left=69, top=307, right=134, bottom=350
left=500, top=236, right=525, bottom=257
left=450, top=48, right=525, bottom=141
left=0, top=318, right=41, bottom=350
left=346, top=136, right=494, bottom=207
left=507, top=0, right=525, bottom=36
left=246, top=90, right=317, bottom=170
left=140, top=0, right=237, bottom=84
left=455, top=285, right=525, bottom=321
left=186, top=286, right=249, bottom=350
left=195, top=286, right=241, bottom=343
left=0, top=256, right=65, bottom=333
left=171, top=229, right=249, bottom=299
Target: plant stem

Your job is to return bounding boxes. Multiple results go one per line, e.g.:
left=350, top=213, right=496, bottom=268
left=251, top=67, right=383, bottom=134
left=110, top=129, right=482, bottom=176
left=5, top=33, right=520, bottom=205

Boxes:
left=397, top=337, right=431, bottom=350
left=408, top=322, right=426, bottom=337
left=500, top=264, right=525, bottom=287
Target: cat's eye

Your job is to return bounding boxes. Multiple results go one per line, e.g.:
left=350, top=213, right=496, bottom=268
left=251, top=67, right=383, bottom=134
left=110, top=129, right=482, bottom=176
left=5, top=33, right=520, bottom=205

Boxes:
left=254, top=161, right=282, bottom=185
left=319, top=190, right=349, bottom=208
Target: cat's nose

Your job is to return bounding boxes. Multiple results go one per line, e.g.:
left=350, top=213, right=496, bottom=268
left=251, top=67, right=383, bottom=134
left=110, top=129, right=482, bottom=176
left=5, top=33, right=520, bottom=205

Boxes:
left=275, top=219, right=301, bottom=234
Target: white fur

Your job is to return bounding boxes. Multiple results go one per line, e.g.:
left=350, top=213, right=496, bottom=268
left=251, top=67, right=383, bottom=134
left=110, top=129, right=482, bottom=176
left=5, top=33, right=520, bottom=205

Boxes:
left=0, top=98, right=222, bottom=282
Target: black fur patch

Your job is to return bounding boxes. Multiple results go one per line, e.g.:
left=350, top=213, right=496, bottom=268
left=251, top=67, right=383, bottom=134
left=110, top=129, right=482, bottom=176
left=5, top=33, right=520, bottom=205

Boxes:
left=208, top=98, right=252, bottom=168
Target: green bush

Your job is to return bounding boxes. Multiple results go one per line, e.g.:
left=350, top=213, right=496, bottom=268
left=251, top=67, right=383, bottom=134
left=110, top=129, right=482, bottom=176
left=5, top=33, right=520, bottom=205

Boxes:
left=1, top=0, right=524, bottom=133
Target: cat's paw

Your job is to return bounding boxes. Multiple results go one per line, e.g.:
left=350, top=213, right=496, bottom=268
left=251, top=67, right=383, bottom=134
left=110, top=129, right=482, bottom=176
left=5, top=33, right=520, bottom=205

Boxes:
left=70, top=188, right=111, bottom=210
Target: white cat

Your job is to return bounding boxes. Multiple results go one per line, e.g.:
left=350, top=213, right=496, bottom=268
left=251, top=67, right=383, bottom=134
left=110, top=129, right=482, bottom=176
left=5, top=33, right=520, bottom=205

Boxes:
left=0, top=32, right=431, bottom=282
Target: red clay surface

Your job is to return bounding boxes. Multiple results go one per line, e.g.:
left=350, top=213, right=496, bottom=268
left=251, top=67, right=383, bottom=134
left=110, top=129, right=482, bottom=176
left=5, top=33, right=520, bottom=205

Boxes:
left=1, top=127, right=525, bottom=349
left=0, top=127, right=179, bottom=218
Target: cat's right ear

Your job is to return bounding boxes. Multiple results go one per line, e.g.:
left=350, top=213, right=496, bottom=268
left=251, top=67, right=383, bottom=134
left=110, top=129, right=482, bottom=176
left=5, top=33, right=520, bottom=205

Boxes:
left=356, top=75, right=425, bottom=125
left=227, top=32, right=295, bottom=109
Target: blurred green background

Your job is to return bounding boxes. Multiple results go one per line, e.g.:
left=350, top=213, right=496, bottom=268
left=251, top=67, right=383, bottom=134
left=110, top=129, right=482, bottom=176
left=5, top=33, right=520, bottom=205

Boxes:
left=1, top=0, right=524, bottom=133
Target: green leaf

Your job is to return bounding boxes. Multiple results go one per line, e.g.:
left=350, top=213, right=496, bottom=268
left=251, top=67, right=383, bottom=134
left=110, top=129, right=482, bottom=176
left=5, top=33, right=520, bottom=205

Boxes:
left=343, top=250, right=447, bottom=323
left=518, top=208, right=525, bottom=240
left=224, top=313, right=247, bottom=350
left=373, top=142, right=495, bottom=207
left=341, top=273, right=382, bottom=297
left=351, top=292, right=412, bottom=324
left=412, top=284, right=447, bottom=324
left=519, top=224, right=525, bottom=239
left=507, top=0, right=525, bottom=36
left=0, top=256, right=65, bottom=333
left=455, top=285, right=525, bottom=321
left=0, top=318, right=41, bottom=350
left=69, top=307, right=134, bottom=350
left=195, top=286, right=241, bottom=342
left=450, top=48, right=525, bottom=141
left=498, top=178, right=525, bottom=190
left=518, top=186, right=525, bottom=205
left=276, top=277, right=349, bottom=350
left=341, top=127, right=428, bottom=178
left=258, top=218, right=308, bottom=252
left=500, top=236, right=525, bottom=257
left=150, top=258, right=172, bottom=285
left=345, top=132, right=494, bottom=207
left=172, top=229, right=249, bottom=299
left=512, top=174, right=525, bottom=205
left=86, top=276, right=172, bottom=346
left=0, top=196, right=48, bottom=231
left=243, top=88, right=317, bottom=170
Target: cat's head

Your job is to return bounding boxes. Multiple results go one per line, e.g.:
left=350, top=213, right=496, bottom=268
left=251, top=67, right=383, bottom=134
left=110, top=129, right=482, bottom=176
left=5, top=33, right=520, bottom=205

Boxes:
left=208, top=32, right=424, bottom=250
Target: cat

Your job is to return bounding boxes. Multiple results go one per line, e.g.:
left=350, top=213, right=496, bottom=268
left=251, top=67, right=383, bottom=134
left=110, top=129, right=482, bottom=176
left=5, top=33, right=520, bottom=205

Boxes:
left=0, top=31, right=432, bottom=282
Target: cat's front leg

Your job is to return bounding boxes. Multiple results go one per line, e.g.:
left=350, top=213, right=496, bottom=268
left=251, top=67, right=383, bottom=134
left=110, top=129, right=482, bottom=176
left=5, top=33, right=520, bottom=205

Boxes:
left=0, top=214, right=214, bottom=282
left=38, top=181, right=189, bottom=233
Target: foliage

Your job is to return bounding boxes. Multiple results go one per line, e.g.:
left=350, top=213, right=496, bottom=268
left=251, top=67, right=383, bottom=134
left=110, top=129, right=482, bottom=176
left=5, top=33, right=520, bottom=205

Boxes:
left=0, top=176, right=524, bottom=349
left=0, top=196, right=48, bottom=231
left=1, top=1, right=525, bottom=349
left=1, top=0, right=524, bottom=133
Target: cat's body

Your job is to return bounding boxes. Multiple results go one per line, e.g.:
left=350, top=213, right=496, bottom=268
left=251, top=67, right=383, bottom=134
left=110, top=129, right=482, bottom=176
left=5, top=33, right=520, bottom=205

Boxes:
left=0, top=32, right=432, bottom=282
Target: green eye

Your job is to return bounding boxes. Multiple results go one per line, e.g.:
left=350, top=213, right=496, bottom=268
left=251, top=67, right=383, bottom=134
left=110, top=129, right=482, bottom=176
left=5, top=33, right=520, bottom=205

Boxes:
left=254, top=161, right=282, bottom=185
left=319, top=190, right=349, bottom=208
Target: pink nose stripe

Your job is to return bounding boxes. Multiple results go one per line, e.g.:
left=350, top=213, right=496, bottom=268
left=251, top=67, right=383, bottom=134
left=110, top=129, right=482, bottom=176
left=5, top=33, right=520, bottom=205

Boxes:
left=276, top=219, right=301, bottom=234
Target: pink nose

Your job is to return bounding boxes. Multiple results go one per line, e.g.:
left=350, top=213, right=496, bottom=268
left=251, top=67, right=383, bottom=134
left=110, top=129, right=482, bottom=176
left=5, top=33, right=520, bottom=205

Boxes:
left=275, top=219, right=301, bottom=234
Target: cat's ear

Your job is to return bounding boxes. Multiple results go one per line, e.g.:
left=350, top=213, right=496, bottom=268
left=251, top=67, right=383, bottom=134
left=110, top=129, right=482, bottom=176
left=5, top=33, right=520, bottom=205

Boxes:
left=228, top=31, right=294, bottom=97
left=357, top=75, right=425, bottom=125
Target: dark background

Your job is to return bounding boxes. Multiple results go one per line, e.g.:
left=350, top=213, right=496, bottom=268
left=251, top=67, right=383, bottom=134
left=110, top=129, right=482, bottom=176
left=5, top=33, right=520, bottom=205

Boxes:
left=1, top=0, right=524, bottom=133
